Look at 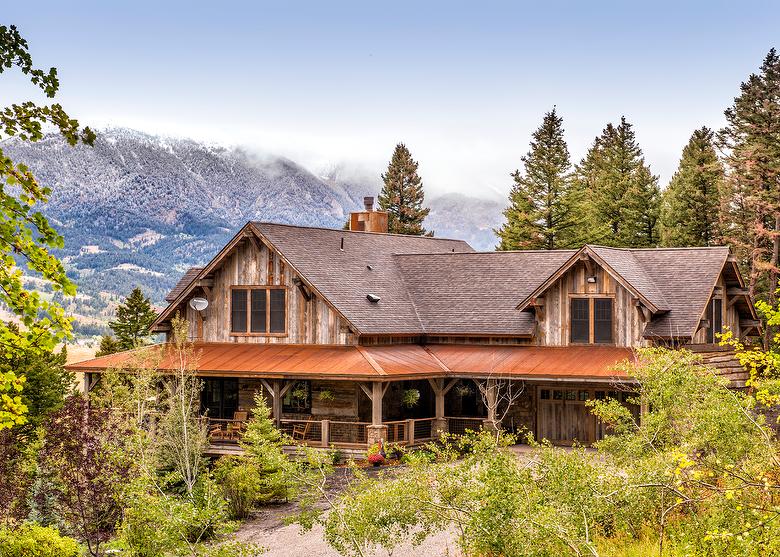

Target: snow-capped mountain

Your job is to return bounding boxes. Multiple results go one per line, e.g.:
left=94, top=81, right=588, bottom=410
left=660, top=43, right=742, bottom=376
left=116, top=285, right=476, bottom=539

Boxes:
left=4, top=128, right=501, bottom=337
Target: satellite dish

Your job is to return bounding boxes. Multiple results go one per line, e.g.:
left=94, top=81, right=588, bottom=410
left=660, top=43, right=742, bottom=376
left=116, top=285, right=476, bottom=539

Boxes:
left=189, top=297, right=209, bottom=312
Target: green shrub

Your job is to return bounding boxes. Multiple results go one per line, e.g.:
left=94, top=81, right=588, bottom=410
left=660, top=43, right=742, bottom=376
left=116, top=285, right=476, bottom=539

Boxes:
left=0, top=523, right=81, bottom=557
left=213, top=456, right=262, bottom=519
left=118, top=477, right=234, bottom=556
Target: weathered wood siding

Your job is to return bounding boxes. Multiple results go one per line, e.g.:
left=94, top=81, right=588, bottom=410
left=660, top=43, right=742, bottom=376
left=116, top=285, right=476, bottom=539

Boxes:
left=536, top=262, right=648, bottom=347
left=183, top=237, right=354, bottom=344
left=691, top=273, right=741, bottom=344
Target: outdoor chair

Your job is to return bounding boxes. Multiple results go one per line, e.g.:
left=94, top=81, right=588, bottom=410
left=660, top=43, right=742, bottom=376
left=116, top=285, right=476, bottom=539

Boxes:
left=226, top=411, right=249, bottom=439
left=291, top=420, right=312, bottom=442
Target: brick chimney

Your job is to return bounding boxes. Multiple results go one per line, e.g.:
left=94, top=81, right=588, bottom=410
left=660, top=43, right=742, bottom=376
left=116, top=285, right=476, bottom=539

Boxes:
left=349, top=196, right=388, bottom=233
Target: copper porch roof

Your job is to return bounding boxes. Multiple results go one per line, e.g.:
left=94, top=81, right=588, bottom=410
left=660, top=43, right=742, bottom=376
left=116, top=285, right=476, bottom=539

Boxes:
left=67, top=343, right=634, bottom=381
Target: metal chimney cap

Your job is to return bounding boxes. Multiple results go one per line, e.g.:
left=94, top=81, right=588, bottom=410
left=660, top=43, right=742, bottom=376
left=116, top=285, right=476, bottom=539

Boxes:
left=363, top=196, right=374, bottom=211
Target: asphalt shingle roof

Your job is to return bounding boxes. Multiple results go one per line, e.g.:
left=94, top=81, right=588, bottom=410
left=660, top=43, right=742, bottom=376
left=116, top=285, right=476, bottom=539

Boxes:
left=251, top=222, right=474, bottom=334
left=394, top=251, right=575, bottom=335
left=161, top=222, right=739, bottom=339
left=165, top=267, right=203, bottom=302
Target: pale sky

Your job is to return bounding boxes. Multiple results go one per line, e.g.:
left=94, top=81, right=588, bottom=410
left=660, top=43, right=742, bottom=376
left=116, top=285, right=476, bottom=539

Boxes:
left=3, top=1, right=779, bottom=199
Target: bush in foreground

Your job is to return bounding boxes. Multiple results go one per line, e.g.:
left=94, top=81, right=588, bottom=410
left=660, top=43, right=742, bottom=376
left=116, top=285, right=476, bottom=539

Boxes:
left=0, top=523, right=81, bottom=557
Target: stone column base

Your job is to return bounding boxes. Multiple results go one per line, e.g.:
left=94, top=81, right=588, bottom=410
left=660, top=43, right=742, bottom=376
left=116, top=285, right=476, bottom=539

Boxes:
left=432, top=417, right=448, bottom=437
left=366, top=425, right=388, bottom=446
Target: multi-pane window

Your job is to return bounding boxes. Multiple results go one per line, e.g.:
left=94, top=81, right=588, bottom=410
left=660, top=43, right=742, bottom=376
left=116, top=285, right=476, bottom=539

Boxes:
left=594, top=298, right=613, bottom=344
left=570, top=298, right=590, bottom=343
left=706, top=298, right=723, bottom=343
left=231, top=287, right=286, bottom=335
left=569, top=297, right=613, bottom=344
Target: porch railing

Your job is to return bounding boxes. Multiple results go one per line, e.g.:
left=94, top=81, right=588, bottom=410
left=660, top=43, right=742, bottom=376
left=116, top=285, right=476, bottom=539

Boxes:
left=205, top=418, right=247, bottom=443
left=279, top=419, right=370, bottom=447
left=205, top=416, right=487, bottom=450
left=446, top=416, right=484, bottom=436
left=384, top=417, right=437, bottom=445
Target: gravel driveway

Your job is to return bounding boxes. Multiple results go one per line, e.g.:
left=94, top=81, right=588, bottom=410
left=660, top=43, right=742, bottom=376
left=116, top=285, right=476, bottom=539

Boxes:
left=233, top=465, right=460, bottom=556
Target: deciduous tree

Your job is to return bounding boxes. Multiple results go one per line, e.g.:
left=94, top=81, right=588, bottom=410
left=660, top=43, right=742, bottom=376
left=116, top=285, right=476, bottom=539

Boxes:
left=0, top=25, right=93, bottom=428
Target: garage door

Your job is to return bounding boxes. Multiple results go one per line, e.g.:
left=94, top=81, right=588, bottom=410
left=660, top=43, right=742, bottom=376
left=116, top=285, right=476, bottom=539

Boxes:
left=536, top=386, right=639, bottom=445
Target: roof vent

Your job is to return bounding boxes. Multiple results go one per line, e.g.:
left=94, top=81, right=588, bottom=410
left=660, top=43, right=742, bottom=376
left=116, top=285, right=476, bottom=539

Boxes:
left=366, top=264, right=373, bottom=270
left=366, top=293, right=380, bottom=303
left=340, top=237, right=344, bottom=251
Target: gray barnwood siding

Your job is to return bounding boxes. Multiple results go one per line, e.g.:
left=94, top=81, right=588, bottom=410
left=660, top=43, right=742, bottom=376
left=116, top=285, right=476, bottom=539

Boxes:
left=536, top=262, right=648, bottom=347
left=185, top=237, right=354, bottom=344
left=691, top=274, right=742, bottom=344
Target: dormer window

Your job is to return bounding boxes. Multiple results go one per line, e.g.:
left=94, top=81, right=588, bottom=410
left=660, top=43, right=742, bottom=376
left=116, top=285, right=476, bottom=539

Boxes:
left=570, top=297, right=613, bottom=344
left=231, top=287, right=287, bottom=335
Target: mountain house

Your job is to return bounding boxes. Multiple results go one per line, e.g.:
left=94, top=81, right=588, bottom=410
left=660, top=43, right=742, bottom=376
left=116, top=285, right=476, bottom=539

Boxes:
left=67, top=197, right=760, bottom=454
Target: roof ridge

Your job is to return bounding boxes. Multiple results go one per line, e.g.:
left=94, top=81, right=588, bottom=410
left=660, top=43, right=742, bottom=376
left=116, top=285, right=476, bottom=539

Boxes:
left=251, top=220, right=469, bottom=243
left=590, top=244, right=730, bottom=252
left=589, top=246, right=670, bottom=310
left=393, top=249, right=579, bottom=257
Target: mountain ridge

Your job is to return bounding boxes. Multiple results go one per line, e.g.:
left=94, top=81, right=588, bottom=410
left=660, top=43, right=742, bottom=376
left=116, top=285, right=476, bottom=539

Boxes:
left=3, top=128, right=503, bottom=339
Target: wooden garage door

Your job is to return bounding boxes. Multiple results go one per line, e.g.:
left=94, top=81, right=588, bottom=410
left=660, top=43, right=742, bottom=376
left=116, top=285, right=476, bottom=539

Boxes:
left=536, top=387, right=639, bottom=445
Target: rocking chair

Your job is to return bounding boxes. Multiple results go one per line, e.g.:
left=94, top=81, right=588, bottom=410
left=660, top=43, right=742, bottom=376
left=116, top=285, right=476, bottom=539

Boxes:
left=291, top=420, right=313, bottom=442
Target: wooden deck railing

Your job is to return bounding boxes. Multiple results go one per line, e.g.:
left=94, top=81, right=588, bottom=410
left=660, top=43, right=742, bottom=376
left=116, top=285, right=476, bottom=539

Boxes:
left=384, top=417, right=437, bottom=445
left=205, top=416, right=487, bottom=450
left=205, top=418, right=247, bottom=443
left=446, top=416, right=484, bottom=436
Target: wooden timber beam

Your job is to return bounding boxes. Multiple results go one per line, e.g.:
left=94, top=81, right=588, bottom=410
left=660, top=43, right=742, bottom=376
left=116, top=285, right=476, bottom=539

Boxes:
left=727, top=287, right=750, bottom=297
left=740, top=319, right=761, bottom=329
left=579, top=252, right=594, bottom=277
left=292, top=277, right=312, bottom=301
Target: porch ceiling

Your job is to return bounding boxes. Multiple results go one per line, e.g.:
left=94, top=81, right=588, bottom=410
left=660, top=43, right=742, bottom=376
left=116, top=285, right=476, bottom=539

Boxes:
left=66, top=343, right=634, bottom=381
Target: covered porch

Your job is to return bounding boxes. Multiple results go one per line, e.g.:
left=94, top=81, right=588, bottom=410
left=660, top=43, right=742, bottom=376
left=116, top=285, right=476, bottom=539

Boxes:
left=202, top=376, right=490, bottom=451
left=68, top=342, right=635, bottom=452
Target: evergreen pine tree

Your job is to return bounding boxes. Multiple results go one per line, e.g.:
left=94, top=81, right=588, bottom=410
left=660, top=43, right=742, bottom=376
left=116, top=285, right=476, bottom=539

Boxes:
left=108, top=287, right=158, bottom=351
left=718, top=48, right=780, bottom=302
left=95, top=335, right=121, bottom=357
left=378, top=143, right=432, bottom=235
left=574, top=117, right=661, bottom=247
left=661, top=127, right=725, bottom=247
left=495, top=108, right=578, bottom=250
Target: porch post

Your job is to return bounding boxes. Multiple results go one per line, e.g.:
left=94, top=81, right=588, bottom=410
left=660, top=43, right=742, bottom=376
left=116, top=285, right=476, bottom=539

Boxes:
left=272, top=380, right=283, bottom=427
left=428, top=378, right=453, bottom=437
left=366, top=381, right=388, bottom=446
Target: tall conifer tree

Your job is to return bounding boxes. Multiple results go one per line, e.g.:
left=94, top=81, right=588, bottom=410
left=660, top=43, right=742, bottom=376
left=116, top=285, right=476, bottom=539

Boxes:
left=496, top=108, right=577, bottom=250
left=574, top=117, right=660, bottom=247
left=378, top=143, right=432, bottom=236
left=661, top=127, right=725, bottom=247
left=107, top=287, right=158, bottom=351
left=718, top=49, right=780, bottom=302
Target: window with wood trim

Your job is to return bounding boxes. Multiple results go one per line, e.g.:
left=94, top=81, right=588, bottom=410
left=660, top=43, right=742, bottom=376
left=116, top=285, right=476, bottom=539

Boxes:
left=569, top=297, right=613, bottom=344
left=706, top=298, right=723, bottom=343
left=231, top=287, right=287, bottom=335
